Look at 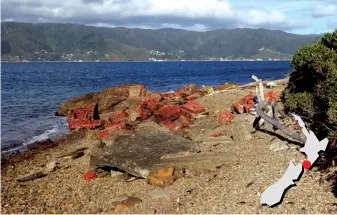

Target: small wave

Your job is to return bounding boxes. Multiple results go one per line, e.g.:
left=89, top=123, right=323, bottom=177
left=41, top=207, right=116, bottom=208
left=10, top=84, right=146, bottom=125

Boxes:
left=24, top=118, right=69, bottom=145
left=164, top=90, right=176, bottom=93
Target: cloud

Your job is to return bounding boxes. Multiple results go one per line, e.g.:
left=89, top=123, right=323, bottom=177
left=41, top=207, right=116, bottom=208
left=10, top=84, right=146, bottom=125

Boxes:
left=312, top=4, right=337, bottom=18
left=0, top=0, right=312, bottom=32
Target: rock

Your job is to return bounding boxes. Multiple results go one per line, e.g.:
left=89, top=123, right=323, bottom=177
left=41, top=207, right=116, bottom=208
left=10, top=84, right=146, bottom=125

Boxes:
left=112, top=196, right=142, bottom=213
left=153, top=152, right=239, bottom=172
left=149, top=189, right=170, bottom=199
left=58, top=147, right=87, bottom=160
left=89, top=127, right=194, bottom=178
left=16, top=171, right=48, bottom=182
left=269, top=140, right=289, bottom=152
left=27, top=138, right=57, bottom=150
left=56, top=84, right=142, bottom=116
left=147, top=167, right=184, bottom=187
left=177, top=84, right=199, bottom=96
left=45, top=161, right=59, bottom=173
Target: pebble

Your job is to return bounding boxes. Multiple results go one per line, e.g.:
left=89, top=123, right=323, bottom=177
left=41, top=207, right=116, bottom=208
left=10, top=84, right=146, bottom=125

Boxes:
left=269, top=140, right=289, bottom=152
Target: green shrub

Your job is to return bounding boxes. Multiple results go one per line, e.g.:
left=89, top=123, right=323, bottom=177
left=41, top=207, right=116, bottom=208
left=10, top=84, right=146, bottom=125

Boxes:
left=282, top=30, right=337, bottom=140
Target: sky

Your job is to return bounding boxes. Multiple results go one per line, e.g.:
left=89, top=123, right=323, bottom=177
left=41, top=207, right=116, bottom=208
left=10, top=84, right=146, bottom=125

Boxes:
left=1, top=0, right=337, bottom=35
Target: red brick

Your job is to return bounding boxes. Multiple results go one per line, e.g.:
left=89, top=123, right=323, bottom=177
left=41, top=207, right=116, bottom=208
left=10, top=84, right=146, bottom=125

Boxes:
left=84, top=170, right=97, bottom=181
left=178, top=115, right=191, bottom=126
left=187, top=93, right=201, bottom=101
left=218, top=112, right=235, bottom=125
left=157, top=105, right=183, bottom=121
left=181, top=101, right=205, bottom=114
left=209, top=132, right=222, bottom=137
left=111, top=111, right=129, bottom=122
left=264, top=91, right=281, bottom=103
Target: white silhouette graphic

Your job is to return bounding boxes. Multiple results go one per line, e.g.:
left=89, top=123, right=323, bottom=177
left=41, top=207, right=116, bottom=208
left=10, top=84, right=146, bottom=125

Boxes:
left=260, top=114, right=329, bottom=207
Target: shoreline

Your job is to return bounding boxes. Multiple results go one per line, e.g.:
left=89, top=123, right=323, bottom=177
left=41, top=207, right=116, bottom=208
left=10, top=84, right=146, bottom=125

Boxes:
left=2, top=78, right=336, bottom=214
left=1, top=60, right=291, bottom=63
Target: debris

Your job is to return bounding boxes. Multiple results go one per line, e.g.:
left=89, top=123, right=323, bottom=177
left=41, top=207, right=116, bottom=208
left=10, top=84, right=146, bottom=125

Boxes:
left=181, top=101, right=205, bottom=114
left=269, top=140, right=289, bottom=152
left=149, top=189, right=170, bottom=199
left=177, top=84, right=199, bottom=96
left=89, top=127, right=194, bottom=178
left=16, top=171, right=47, bottom=182
left=67, top=103, right=102, bottom=129
left=83, top=170, right=97, bottom=181
left=209, top=132, right=222, bottom=137
left=218, top=112, right=235, bottom=125
left=187, top=93, right=201, bottom=101
left=147, top=166, right=184, bottom=187
left=45, top=161, right=59, bottom=173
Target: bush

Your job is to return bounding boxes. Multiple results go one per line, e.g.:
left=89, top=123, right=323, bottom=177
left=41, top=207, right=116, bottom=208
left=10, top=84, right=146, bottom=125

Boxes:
left=282, top=30, right=337, bottom=193
left=282, top=30, right=337, bottom=140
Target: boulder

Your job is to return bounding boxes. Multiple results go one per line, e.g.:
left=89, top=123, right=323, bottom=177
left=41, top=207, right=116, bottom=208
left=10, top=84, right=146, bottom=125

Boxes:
left=56, top=84, right=146, bottom=116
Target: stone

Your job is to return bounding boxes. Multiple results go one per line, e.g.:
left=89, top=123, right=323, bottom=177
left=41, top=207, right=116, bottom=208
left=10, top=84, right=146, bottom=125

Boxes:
left=149, top=189, right=170, bottom=199
left=58, top=147, right=87, bottom=160
left=89, top=127, right=194, bottom=178
left=126, top=98, right=143, bottom=121
left=27, top=138, right=57, bottom=150
left=177, top=84, right=199, bottom=96
left=112, top=196, right=142, bottom=213
left=45, top=161, right=58, bottom=173
left=269, top=140, right=289, bottom=152
left=16, top=171, right=48, bottom=182
left=147, top=167, right=184, bottom=187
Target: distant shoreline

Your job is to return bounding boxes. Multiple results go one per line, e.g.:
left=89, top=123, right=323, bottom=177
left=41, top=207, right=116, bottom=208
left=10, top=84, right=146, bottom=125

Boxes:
left=1, top=60, right=290, bottom=63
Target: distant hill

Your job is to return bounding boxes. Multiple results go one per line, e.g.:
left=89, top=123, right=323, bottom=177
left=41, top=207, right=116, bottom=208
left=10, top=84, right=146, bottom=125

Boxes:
left=1, top=22, right=322, bottom=62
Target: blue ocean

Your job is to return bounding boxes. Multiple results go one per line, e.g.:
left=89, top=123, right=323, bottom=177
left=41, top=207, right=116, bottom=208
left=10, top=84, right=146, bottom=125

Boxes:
left=1, top=61, right=291, bottom=151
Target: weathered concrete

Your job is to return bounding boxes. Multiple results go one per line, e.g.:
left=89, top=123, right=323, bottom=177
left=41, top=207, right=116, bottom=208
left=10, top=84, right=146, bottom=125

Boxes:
left=89, top=127, right=196, bottom=178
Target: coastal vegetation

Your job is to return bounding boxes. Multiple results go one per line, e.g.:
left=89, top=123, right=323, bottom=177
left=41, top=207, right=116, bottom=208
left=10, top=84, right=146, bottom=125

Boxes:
left=1, top=21, right=321, bottom=62
left=282, top=30, right=337, bottom=192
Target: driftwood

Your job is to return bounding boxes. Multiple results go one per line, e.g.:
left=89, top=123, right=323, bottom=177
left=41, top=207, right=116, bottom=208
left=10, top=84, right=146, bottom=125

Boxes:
left=255, top=101, right=306, bottom=143
left=251, top=75, right=306, bottom=144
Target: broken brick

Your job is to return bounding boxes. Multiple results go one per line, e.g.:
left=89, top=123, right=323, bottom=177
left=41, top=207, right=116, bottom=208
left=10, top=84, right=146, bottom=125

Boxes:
left=129, top=85, right=146, bottom=98
left=157, top=105, right=183, bottom=121
left=177, top=84, right=199, bottom=96
left=209, top=132, right=222, bottom=137
left=67, top=103, right=101, bottom=129
left=84, top=170, right=97, bottom=181
left=264, top=91, right=281, bottom=103
left=181, top=101, right=205, bottom=114
left=218, top=112, right=235, bottom=125
left=187, top=93, right=201, bottom=101
left=111, top=111, right=129, bottom=122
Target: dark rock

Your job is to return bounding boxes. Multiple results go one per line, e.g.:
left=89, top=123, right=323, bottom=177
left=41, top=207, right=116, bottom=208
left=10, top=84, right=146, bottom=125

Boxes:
left=27, top=138, right=57, bottom=150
